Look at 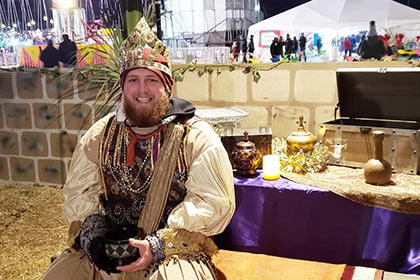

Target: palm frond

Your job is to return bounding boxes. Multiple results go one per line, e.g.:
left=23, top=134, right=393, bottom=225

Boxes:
left=69, top=25, right=124, bottom=119
left=58, top=3, right=156, bottom=122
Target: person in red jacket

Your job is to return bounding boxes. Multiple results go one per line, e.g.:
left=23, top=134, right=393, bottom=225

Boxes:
left=344, top=37, right=352, bottom=57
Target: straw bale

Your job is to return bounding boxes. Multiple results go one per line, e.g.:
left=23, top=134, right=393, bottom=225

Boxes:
left=0, top=184, right=67, bottom=280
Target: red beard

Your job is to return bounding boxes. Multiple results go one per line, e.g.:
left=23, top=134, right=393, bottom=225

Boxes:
left=123, top=93, right=169, bottom=127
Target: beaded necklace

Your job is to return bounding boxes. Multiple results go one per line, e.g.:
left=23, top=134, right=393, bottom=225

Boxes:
left=104, top=120, right=161, bottom=194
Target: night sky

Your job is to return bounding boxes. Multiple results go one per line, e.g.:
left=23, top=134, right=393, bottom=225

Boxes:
left=260, top=0, right=420, bottom=18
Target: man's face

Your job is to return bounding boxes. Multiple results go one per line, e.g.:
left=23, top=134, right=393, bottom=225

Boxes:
left=122, top=67, right=169, bottom=127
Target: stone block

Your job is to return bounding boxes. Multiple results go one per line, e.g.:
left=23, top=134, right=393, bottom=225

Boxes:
left=0, top=131, right=19, bottom=155
left=63, top=103, right=92, bottom=130
left=294, top=70, right=337, bottom=103
left=4, top=103, right=32, bottom=129
left=77, top=81, right=104, bottom=101
left=0, top=156, right=9, bottom=180
left=46, top=75, right=74, bottom=100
left=236, top=106, right=269, bottom=128
left=211, top=70, right=247, bottom=102
left=10, top=157, right=35, bottom=182
left=17, top=72, right=43, bottom=98
left=176, top=71, right=209, bottom=102
left=33, top=103, right=61, bottom=129
left=21, top=131, right=48, bottom=157
left=272, top=106, right=311, bottom=138
left=51, top=132, right=78, bottom=158
left=0, top=72, right=14, bottom=99
left=38, top=159, right=67, bottom=185
left=251, top=70, right=290, bottom=102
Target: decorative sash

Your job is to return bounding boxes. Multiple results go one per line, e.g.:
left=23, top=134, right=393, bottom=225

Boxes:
left=137, top=122, right=186, bottom=237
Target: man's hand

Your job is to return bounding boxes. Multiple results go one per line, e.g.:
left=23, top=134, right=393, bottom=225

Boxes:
left=116, top=239, right=153, bottom=272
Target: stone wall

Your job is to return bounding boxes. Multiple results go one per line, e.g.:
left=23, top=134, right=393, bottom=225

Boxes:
left=172, top=61, right=412, bottom=137
left=0, top=61, right=412, bottom=186
left=0, top=70, right=99, bottom=186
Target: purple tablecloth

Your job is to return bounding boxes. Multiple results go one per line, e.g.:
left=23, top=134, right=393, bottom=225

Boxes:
left=214, top=171, right=420, bottom=274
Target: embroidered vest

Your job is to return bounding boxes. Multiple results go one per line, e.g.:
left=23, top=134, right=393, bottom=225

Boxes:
left=99, top=116, right=188, bottom=229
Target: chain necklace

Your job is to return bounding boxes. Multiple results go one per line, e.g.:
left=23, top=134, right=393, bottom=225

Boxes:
left=107, top=126, right=156, bottom=194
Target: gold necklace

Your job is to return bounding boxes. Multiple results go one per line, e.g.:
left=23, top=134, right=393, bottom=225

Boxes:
left=107, top=126, right=157, bottom=194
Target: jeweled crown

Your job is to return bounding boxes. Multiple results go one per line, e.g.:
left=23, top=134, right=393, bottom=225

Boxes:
left=119, top=17, right=171, bottom=77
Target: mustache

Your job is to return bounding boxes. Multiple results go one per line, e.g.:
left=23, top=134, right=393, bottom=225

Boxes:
left=123, top=94, right=169, bottom=127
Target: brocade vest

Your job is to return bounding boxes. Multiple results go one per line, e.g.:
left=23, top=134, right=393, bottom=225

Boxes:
left=99, top=116, right=188, bottom=230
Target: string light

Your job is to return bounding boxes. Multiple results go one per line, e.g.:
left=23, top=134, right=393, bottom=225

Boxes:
left=43, top=16, right=48, bottom=21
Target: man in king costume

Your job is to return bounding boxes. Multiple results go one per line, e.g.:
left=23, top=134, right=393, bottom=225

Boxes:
left=43, top=18, right=235, bottom=280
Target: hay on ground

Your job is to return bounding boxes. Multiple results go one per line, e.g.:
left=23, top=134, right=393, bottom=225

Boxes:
left=0, top=184, right=67, bottom=280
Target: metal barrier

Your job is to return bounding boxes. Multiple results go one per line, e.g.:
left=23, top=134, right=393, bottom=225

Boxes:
left=0, top=47, right=231, bottom=67
left=0, top=52, right=20, bottom=67
left=170, top=47, right=230, bottom=64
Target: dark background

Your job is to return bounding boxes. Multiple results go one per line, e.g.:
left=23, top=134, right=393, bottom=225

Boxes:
left=259, top=0, right=420, bottom=18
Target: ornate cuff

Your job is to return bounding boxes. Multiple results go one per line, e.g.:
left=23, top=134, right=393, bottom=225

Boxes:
left=145, top=230, right=165, bottom=263
left=78, top=213, right=108, bottom=260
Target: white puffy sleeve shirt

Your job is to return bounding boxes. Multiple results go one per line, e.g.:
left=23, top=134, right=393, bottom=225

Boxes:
left=62, top=115, right=235, bottom=237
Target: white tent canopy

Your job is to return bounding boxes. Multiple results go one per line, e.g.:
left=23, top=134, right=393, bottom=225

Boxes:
left=248, top=0, right=420, bottom=61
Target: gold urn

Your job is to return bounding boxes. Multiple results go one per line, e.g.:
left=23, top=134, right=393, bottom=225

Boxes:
left=286, top=115, right=318, bottom=152
left=232, top=131, right=262, bottom=176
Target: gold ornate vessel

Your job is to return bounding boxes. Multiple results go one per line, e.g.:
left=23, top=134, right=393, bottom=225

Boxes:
left=232, top=131, right=262, bottom=176
left=286, top=115, right=318, bottom=152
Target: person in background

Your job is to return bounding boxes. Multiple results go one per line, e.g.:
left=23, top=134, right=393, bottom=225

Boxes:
left=59, top=34, right=77, bottom=68
left=270, top=37, right=281, bottom=62
left=357, top=34, right=366, bottom=56
left=278, top=36, right=284, bottom=58
left=298, top=33, right=307, bottom=62
left=359, top=20, right=386, bottom=60
left=40, top=40, right=59, bottom=68
left=248, top=35, right=255, bottom=59
left=43, top=17, right=235, bottom=280
left=292, top=36, right=299, bottom=58
left=284, top=34, right=293, bottom=59
left=344, top=37, right=352, bottom=57
left=337, top=37, right=342, bottom=53
left=316, top=36, right=322, bottom=56
left=239, top=34, right=248, bottom=62
left=231, top=39, right=240, bottom=62
left=349, top=34, right=357, bottom=53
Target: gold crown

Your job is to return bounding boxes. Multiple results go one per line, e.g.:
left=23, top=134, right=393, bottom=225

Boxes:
left=119, top=17, right=171, bottom=77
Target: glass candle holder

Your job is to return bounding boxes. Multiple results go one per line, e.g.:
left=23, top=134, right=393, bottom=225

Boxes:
left=263, top=154, right=280, bottom=180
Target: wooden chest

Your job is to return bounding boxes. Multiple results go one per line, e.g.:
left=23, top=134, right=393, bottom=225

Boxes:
left=318, top=67, right=420, bottom=175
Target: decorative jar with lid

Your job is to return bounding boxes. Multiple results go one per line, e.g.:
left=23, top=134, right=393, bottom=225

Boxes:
left=232, top=131, right=262, bottom=176
left=286, top=115, right=318, bottom=152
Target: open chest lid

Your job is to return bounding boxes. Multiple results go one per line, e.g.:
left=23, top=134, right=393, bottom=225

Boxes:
left=336, top=67, right=420, bottom=122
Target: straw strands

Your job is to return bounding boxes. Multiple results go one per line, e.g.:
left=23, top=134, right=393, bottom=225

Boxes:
left=0, top=184, right=67, bottom=280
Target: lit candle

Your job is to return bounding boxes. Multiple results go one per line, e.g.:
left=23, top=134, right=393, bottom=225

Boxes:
left=263, top=154, right=280, bottom=180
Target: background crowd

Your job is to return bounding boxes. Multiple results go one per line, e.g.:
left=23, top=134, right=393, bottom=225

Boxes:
left=231, top=20, right=419, bottom=63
